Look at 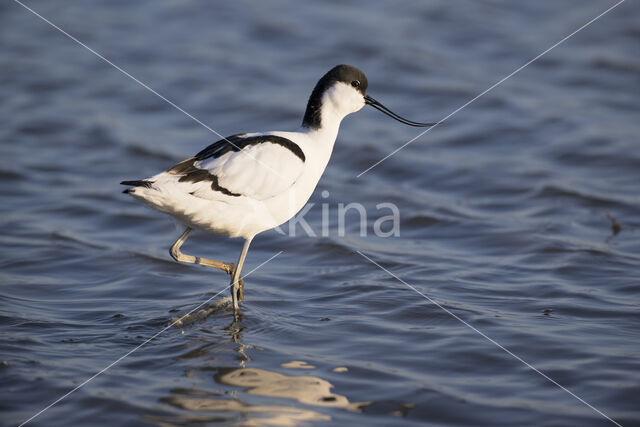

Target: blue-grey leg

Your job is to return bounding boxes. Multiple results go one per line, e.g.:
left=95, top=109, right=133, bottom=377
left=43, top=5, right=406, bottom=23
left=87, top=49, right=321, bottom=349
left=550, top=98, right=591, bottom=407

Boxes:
left=170, top=227, right=235, bottom=274
left=231, top=237, right=253, bottom=313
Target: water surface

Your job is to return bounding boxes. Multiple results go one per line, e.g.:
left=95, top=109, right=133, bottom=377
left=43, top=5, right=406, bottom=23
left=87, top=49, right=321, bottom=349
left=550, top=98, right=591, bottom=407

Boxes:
left=1, top=1, right=639, bottom=426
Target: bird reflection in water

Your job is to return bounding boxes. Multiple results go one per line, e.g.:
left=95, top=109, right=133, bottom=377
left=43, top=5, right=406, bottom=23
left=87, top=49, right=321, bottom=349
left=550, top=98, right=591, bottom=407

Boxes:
left=145, top=313, right=366, bottom=426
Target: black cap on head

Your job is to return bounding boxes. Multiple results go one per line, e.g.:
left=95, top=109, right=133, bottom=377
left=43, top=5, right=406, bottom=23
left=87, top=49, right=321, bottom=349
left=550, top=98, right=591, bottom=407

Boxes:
left=302, top=64, right=438, bottom=130
left=321, top=64, right=369, bottom=95
left=302, top=65, right=368, bottom=129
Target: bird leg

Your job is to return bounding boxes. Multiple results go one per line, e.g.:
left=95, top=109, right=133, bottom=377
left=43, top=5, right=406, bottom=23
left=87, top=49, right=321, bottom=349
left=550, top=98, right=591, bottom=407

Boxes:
left=169, top=228, right=235, bottom=275
left=230, top=237, right=253, bottom=313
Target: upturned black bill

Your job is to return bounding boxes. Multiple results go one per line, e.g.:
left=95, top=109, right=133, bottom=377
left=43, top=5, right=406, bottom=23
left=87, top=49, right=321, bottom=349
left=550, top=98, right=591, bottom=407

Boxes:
left=364, top=95, right=438, bottom=127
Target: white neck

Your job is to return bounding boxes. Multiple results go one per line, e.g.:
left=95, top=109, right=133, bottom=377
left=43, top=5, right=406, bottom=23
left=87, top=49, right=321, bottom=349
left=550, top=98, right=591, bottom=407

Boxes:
left=301, top=108, right=341, bottom=142
left=300, top=83, right=363, bottom=141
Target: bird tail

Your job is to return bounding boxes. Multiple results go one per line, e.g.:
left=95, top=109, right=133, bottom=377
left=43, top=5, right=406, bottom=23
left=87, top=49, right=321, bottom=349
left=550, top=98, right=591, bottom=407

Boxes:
left=120, top=180, right=153, bottom=194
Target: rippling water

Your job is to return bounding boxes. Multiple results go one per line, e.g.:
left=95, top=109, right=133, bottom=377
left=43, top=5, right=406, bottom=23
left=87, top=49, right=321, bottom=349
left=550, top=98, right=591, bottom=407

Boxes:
left=2, top=1, right=639, bottom=426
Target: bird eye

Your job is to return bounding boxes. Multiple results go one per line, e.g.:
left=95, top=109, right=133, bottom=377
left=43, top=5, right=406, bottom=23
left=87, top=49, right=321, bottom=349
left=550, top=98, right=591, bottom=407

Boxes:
left=351, top=80, right=360, bottom=88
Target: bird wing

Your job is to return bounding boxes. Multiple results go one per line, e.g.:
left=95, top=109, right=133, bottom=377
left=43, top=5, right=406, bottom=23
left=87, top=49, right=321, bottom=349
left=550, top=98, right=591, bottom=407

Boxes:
left=165, top=133, right=306, bottom=201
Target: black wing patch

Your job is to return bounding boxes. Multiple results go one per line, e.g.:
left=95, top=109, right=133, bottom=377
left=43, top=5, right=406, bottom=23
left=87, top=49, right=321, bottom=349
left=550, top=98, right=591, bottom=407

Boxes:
left=165, top=134, right=305, bottom=198
left=120, top=180, right=153, bottom=194
left=195, top=134, right=306, bottom=162
left=168, top=159, right=241, bottom=197
left=121, top=180, right=153, bottom=188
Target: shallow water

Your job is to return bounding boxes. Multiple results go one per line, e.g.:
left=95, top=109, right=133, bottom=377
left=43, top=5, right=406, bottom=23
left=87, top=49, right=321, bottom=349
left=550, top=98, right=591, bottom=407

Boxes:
left=1, top=1, right=639, bottom=426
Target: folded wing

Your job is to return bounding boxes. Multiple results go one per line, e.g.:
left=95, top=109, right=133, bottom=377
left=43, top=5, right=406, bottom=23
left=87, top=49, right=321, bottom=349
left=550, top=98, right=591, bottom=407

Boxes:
left=166, top=133, right=306, bottom=201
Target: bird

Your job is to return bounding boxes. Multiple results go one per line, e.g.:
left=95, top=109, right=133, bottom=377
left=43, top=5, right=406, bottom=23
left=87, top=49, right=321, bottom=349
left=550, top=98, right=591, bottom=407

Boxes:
left=121, top=64, right=437, bottom=314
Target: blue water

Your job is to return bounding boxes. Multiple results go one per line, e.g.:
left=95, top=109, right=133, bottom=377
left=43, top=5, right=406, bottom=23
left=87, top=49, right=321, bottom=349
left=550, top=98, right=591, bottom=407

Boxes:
left=1, top=1, right=639, bottom=426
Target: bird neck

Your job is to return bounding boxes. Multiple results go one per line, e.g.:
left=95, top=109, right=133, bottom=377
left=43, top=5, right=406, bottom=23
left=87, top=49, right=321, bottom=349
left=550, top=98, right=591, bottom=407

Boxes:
left=300, top=109, right=341, bottom=144
left=301, top=92, right=344, bottom=142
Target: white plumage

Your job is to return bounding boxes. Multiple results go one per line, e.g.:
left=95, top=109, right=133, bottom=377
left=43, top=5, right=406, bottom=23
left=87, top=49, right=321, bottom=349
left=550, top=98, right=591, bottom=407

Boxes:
left=128, top=131, right=310, bottom=239
left=121, top=65, right=436, bottom=313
